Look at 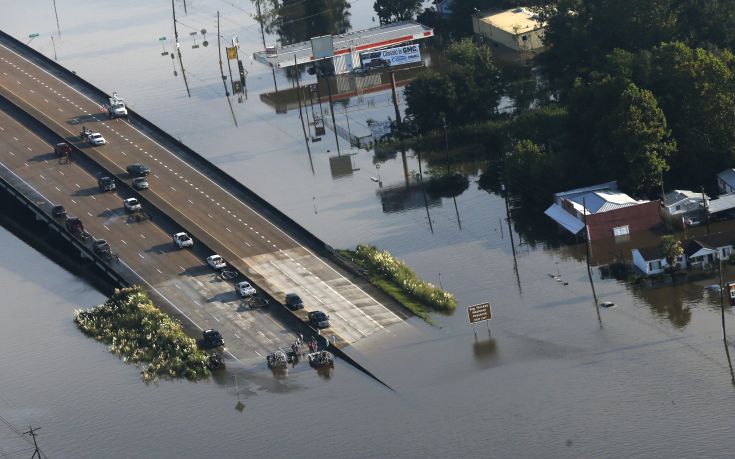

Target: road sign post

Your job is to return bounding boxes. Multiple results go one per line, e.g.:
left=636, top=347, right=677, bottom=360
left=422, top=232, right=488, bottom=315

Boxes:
left=728, top=282, right=735, bottom=307
left=467, top=302, right=492, bottom=337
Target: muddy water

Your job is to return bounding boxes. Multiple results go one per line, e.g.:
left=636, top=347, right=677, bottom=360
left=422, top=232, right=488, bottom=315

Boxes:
left=3, top=0, right=735, bottom=457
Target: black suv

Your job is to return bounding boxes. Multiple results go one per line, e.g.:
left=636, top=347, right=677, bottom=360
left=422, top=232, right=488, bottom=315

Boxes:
left=202, top=329, right=224, bottom=347
left=308, top=311, right=330, bottom=329
left=127, top=163, right=150, bottom=178
left=285, top=293, right=304, bottom=310
left=98, top=176, right=115, bottom=192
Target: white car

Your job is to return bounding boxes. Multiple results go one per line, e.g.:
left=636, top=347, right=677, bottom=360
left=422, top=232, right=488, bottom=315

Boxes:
left=88, top=132, right=106, bottom=145
left=206, top=255, right=226, bottom=270
left=123, top=197, right=141, bottom=213
left=236, top=281, right=256, bottom=297
left=172, top=232, right=193, bottom=248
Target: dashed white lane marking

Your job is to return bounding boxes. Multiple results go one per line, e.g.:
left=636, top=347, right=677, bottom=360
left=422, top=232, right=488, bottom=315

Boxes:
left=103, top=225, right=110, bottom=231
left=187, top=199, right=193, bottom=204
left=140, top=234, right=146, bottom=239
left=58, top=170, right=64, bottom=176
left=71, top=199, right=77, bottom=204
left=54, top=186, right=61, bottom=192
left=90, top=195, right=96, bottom=200
left=211, top=314, right=221, bottom=323
left=8, top=151, right=14, bottom=156
left=254, top=350, right=262, bottom=357
left=87, top=211, right=93, bottom=217
left=74, top=183, right=80, bottom=188
left=226, top=227, right=231, bottom=232
left=156, top=268, right=162, bottom=274
left=39, top=174, right=45, bottom=180
left=121, top=239, right=127, bottom=245
left=138, top=253, right=144, bottom=259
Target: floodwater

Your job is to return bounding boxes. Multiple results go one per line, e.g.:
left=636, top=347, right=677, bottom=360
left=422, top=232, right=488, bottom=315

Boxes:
left=3, top=0, right=735, bottom=457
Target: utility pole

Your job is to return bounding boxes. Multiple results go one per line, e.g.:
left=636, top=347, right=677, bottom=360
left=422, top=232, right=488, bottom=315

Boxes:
left=217, top=12, right=237, bottom=126
left=50, top=36, right=57, bottom=61
left=294, top=55, right=312, bottom=158
left=442, top=116, right=450, bottom=175
left=582, top=197, right=602, bottom=326
left=23, top=426, right=41, bottom=459
left=255, top=0, right=266, bottom=50
left=718, top=260, right=735, bottom=382
left=702, top=186, right=710, bottom=235
left=172, top=0, right=191, bottom=97
left=323, top=70, right=341, bottom=155
left=389, top=71, right=402, bottom=124
left=52, top=0, right=61, bottom=36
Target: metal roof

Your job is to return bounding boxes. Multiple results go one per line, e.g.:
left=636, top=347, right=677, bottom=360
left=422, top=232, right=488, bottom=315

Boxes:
left=544, top=203, right=585, bottom=234
left=718, top=168, right=735, bottom=188
left=707, top=193, right=735, bottom=214
left=478, top=7, right=545, bottom=35
left=253, top=21, right=433, bottom=68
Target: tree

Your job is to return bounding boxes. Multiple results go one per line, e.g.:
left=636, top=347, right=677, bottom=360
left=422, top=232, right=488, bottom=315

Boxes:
left=660, top=235, right=684, bottom=278
left=404, top=72, right=458, bottom=132
left=373, top=0, right=422, bottom=24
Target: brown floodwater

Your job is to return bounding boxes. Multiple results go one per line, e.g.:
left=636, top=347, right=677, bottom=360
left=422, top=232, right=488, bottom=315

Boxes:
left=3, top=0, right=735, bottom=457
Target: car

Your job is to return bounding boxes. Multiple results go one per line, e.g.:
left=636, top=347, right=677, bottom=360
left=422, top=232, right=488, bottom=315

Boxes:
left=206, top=255, right=226, bottom=270
left=172, top=232, right=193, bottom=249
left=236, top=281, right=257, bottom=297
left=285, top=293, right=304, bottom=310
left=123, top=197, right=141, bottom=213
left=51, top=205, right=66, bottom=219
left=308, top=310, right=330, bottom=329
left=365, top=57, right=389, bottom=70
left=88, top=132, right=106, bottom=145
left=132, top=177, right=149, bottom=190
left=97, top=176, right=115, bottom=192
left=126, top=163, right=150, bottom=178
left=202, top=329, right=224, bottom=347
left=54, top=142, right=71, bottom=157
left=92, top=239, right=111, bottom=255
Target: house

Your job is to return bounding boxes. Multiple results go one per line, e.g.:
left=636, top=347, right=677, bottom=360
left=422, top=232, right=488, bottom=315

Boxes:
left=662, top=189, right=707, bottom=218
left=631, top=246, right=686, bottom=275
left=544, top=181, right=662, bottom=241
left=717, top=168, right=735, bottom=194
left=472, top=7, right=546, bottom=54
left=435, top=0, right=453, bottom=16
left=684, top=232, right=735, bottom=269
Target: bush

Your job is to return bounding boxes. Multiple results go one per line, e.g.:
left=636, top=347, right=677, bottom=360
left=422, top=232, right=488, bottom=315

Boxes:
left=344, top=245, right=457, bottom=314
left=74, top=286, right=211, bottom=381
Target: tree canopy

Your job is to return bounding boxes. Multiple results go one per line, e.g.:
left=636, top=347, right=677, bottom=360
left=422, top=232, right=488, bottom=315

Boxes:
left=373, top=0, right=422, bottom=24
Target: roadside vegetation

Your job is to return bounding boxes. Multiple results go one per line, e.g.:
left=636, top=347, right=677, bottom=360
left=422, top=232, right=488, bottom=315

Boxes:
left=338, top=245, right=457, bottom=323
left=74, top=286, right=212, bottom=381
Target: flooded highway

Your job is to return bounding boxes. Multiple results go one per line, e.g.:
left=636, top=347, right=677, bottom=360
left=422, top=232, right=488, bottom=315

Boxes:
left=2, top=0, right=735, bottom=457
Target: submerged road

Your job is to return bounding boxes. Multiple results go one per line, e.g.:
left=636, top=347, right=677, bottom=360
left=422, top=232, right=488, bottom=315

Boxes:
left=0, top=40, right=405, bottom=352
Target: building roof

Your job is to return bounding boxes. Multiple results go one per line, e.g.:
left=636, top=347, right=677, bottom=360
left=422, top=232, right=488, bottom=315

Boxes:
left=544, top=203, right=585, bottom=234
left=479, top=7, right=544, bottom=35
left=718, top=169, right=735, bottom=187
left=635, top=246, right=664, bottom=262
left=682, top=231, right=735, bottom=257
left=708, top=193, right=735, bottom=214
left=555, top=181, right=649, bottom=215
left=663, top=189, right=705, bottom=207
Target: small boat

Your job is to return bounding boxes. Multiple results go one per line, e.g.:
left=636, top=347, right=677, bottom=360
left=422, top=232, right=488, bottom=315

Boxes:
left=307, top=350, right=335, bottom=368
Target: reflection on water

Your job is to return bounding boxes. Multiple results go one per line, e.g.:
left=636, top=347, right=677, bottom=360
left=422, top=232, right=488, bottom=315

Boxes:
left=261, top=0, right=351, bottom=46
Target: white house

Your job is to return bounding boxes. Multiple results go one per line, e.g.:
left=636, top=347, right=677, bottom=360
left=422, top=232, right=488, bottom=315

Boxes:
left=717, top=169, right=735, bottom=194
left=662, top=189, right=707, bottom=218
left=684, top=232, right=735, bottom=269
left=472, top=7, right=546, bottom=53
left=632, top=246, right=685, bottom=275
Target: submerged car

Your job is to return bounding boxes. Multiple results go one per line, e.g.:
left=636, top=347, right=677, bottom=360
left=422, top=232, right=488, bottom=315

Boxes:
left=236, top=281, right=257, bottom=297
left=172, top=232, right=193, bottom=249
left=202, top=329, right=224, bottom=347
left=308, top=310, right=330, bottom=329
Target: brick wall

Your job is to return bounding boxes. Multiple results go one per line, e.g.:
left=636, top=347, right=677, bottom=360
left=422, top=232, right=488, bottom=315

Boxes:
left=586, top=200, right=661, bottom=240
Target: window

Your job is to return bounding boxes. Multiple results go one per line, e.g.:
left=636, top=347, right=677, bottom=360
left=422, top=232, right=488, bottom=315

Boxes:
left=612, top=225, right=630, bottom=237
left=521, top=35, right=528, bottom=41
left=675, top=205, right=681, bottom=211
left=649, top=260, right=662, bottom=271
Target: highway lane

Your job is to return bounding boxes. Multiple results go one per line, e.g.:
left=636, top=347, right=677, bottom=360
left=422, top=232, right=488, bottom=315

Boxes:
left=0, top=42, right=405, bottom=345
left=0, top=107, right=297, bottom=359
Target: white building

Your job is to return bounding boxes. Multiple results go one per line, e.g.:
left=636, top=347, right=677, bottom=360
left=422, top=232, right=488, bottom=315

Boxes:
left=631, top=246, right=685, bottom=275
left=472, top=7, right=546, bottom=53
left=717, top=168, right=735, bottom=194
left=662, top=190, right=707, bottom=218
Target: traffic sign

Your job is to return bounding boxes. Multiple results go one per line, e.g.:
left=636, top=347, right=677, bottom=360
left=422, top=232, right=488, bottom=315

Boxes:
left=232, top=80, right=242, bottom=94
left=468, top=302, right=492, bottom=324
left=226, top=46, right=238, bottom=60
left=728, top=282, right=735, bottom=306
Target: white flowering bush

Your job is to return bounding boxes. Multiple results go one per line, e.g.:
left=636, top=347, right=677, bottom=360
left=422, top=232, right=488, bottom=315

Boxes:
left=74, top=286, right=210, bottom=381
left=352, top=245, right=457, bottom=313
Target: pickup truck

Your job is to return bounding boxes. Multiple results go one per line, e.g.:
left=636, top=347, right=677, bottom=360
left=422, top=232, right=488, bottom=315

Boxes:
left=206, top=255, right=226, bottom=270
left=172, top=232, right=193, bottom=249
left=236, top=281, right=257, bottom=297
left=123, top=197, right=141, bottom=213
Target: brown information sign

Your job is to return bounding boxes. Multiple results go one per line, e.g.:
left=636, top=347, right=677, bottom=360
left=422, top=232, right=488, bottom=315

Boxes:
left=226, top=46, right=238, bottom=60
left=468, top=302, right=492, bottom=324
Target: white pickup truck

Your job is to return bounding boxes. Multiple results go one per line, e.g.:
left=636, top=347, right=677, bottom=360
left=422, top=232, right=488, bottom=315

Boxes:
left=206, top=255, right=226, bottom=270
left=107, top=92, right=128, bottom=118
left=123, top=197, right=141, bottom=213
left=172, top=232, right=193, bottom=249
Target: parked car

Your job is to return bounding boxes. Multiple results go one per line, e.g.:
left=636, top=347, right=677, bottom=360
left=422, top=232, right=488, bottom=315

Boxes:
left=686, top=216, right=703, bottom=227
left=88, top=132, right=106, bottom=145
left=285, top=293, right=304, bottom=310
left=202, top=329, right=224, bottom=347
left=97, top=176, right=115, bottom=192
left=126, top=163, right=150, bottom=178
left=51, top=205, right=66, bottom=219
left=236, top=281, right=257, bottom=297
left=207, top=255, right=226, bottom=270
left=54, top=142, right=71, bottom=157
left=308, top=310, right=330, bottom=329
left=132, top=177, right=149, bottom=190
left=92, top=239, right=111, bottom=256
left=172, top=232, right=193, bottom=249
left=123, top=197, right=141, bottom=213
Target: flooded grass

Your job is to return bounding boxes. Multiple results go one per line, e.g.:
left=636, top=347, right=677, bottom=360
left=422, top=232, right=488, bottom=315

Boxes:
left=73, top=286, right=211, bottom=381
left=338, top=245, right=457, bottom=322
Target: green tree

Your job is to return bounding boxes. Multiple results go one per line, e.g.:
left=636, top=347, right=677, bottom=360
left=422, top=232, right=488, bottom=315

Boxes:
left=373, top=0, right=422, bottom=24
left=404, top=72, right=457, bottom=132
left=607, top=83, right=676, bottom=196
left=660, top=235, right=684, bottom=277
